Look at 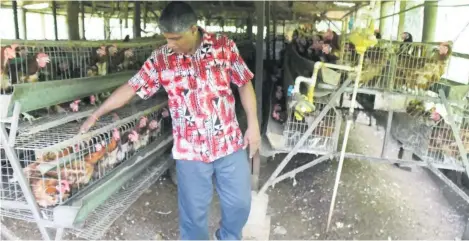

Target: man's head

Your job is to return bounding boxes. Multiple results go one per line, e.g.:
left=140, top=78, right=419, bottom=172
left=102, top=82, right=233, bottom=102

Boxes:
left=159, top=1, right=200, bottom=54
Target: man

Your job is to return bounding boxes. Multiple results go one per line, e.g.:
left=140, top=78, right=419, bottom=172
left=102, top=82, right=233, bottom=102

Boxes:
left=79, top=1, right=260, bottom=240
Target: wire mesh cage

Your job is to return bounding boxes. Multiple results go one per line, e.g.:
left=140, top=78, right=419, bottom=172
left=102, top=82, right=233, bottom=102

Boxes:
left=0, top=100, right=171, bottom=222
left=1, top=41, right=158, bottom=95
left=392, top=111, right=468, bottom=170
left=339, top=40, right=451, bottom=96
left=282, top=98, right=341, bottom=155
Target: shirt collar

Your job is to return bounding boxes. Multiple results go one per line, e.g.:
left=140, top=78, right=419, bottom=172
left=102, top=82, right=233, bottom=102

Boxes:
left=166, top=27, right=213, bottom=57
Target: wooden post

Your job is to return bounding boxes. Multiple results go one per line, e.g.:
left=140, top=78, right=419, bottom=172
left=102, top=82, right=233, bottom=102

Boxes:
left=104, top=18, right=110, bottom=40
left=66, top=1, right=80, bottom=40
left=422, top=0, right=438, bottom=42
left=80, top=1, right=85, bottom=40
left=220, top=18, right=225, bottom=32
left=379, top=1, right=386, bottom=34
left=272, top=4, right=277, bottom=61
left=21, top=8, right=27, bottom=40
left=120, top=19, right=123, bottom=39
left=397, top=0, right=407, bottom=37
left=133, top=1, right=141, bottom=38
left=247, top=13, right=253, bottom=41
left=252, top=1, right=265, bottom=191
left=283, top=19, right=286, bottom=48
left=52, top=1, right=58, bottom=40
left=143, top=2, right=148, bottom=30
left=12, top=0, right=20, bottom=39
left=265, top=1, right=271, bottom=61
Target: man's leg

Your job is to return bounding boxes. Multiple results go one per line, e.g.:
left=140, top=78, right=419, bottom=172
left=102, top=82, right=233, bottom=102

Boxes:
left=176, top=159, right=214, bottom=240
left=213, top=149, right=252, bottom=240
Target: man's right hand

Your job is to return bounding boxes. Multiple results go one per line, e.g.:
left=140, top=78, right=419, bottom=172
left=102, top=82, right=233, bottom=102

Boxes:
left=79, top=114, right=98, bottom=134
left=77, top=83, right=137, bottom=134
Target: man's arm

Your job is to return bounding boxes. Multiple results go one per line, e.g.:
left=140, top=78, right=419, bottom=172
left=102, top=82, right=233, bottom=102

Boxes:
left=228, top=38, right=257, bottom=125
left=227, top=38, right=260, bottom=157
left=91, top=84, right=136, bottom=119
left=80, top=52, right=160, bottom=133
left=238, top=81, right=258, bottom=129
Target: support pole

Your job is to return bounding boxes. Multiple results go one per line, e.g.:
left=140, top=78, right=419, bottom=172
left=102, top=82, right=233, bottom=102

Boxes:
left=283, top=19, right=286, bottom=48
left=272, top=4, right=277, bottom=61
left=246, top=14, right=253, bottom=41
left=397, top=0, right=407, bottom=37
left=133, top=1, right=141, bottom=38
left=381, top=111, right=394, bottom=158
left=12, top=1, right=20, bottom=39
left=253, top=1, right=265, bottom=191
left=265, top=1, right=271, bottom=61
left=220, top=18, right=225, bottom=32
left=66, top=1, right=80, bottom=40
left=52, top=1, right=58, bottom=41
left=327, top=53, right=365, bottom=232
left=422, top=0, right=438, bottom=42
left=21, top=8, right=27, bottom=40
left=80, top=1, right=85, bottom=40
left=379, top=1, right=386, bottom=34
left=104, top=18, right=111, bottom=40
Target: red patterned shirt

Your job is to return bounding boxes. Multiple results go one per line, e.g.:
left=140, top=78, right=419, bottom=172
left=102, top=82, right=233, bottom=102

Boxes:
left=128, top=28, right=254, bottom=163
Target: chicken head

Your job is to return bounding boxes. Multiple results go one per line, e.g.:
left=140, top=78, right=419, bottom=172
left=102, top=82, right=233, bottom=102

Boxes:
left=112, top=128, right=121, bottom=141
left=36, top=52, right=50, bottom=68
left=124, top=49, right=134, bottom=58
left=139, top=116, right=148, bottom=128
left=70, top=100, right=81, bottom=112
left=149, top=119, right=159, bottom=130
left=109, top=44, right=118, bottom=56
left=437, top=42, right=452, bottom=61
left=161, top=108, right=170, bottom=118
left=97, top=46, right=107, bottom=57
left=128, top=130, right=139, bottom=142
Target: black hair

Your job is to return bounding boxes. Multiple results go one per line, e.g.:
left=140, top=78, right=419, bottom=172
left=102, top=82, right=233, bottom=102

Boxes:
left=159, top=1, right=198, bottom=33
left=403, top=32, right=413, bottom=42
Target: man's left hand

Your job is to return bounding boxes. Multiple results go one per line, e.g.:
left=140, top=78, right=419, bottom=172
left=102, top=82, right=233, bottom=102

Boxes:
left=244, top=125, right=261, bottom=159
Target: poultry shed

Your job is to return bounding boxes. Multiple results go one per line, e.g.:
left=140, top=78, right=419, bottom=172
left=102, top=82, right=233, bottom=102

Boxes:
left=0, top=33, right=255, bottom=240
left=260, top=6, right=469, bottom=231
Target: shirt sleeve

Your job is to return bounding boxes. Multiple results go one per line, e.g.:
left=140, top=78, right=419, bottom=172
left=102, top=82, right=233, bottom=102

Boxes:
left=127, top=51, right=161, bottom=100
left=228, top=39, right=254, bottom=87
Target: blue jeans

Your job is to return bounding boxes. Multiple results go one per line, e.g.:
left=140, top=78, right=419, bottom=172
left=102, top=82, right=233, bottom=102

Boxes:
left=176, top=149, right=252, bottom=240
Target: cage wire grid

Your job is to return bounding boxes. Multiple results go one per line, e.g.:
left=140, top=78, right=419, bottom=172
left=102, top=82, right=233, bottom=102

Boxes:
left=68, top=156, right=173, bottom=240
left=1, top=101, right=170, bottom=222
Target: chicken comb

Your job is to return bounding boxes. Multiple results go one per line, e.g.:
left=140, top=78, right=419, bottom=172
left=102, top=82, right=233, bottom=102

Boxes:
left=36, top=52, right=49, bottom=59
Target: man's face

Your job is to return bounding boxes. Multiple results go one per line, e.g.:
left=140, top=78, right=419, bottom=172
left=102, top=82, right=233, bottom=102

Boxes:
left=163, top=26, right=198, bottom=54
left=401, top=32, right=408, bottom=41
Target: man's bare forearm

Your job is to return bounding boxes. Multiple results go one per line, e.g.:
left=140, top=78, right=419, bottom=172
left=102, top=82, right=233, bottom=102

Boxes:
left=93, top=83, right=136, bottom=118
left=238, top=81, right=258, bottom=128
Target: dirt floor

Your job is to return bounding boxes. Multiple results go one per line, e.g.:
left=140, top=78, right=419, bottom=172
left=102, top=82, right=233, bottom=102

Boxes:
left=2, top=111, right=469, bottom=240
